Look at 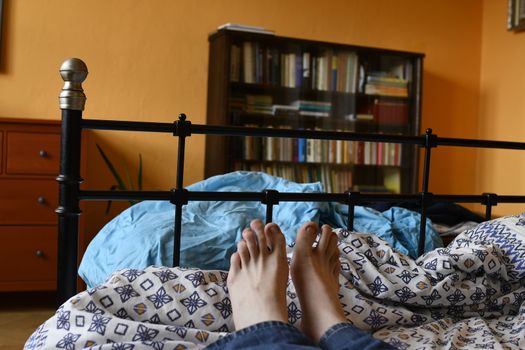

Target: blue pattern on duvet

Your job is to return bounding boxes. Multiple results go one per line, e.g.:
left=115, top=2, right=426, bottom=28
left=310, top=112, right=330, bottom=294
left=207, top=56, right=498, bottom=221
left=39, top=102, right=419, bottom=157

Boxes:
left=27, top=213, right=525, bottom=349
left=78, top=171, right=442, bottom=289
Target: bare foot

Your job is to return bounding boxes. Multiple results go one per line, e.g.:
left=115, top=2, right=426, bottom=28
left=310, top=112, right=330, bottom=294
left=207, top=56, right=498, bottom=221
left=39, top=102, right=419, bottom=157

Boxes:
left=290, top=222, right=346, bottom=343
left=227, top=219, right=289, bottom=330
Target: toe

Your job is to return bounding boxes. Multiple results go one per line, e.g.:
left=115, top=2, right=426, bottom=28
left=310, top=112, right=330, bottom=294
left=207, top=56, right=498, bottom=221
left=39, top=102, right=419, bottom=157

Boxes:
left=229, top=252, right=241, bottom=273
left=318, top=224, right=334, bottom=252
left=326, top=233, right=339, bottom=256
left=243, top=228, right=259, bottom=259
left=295, top=221, right=318, bottom=254
left=250, top=219, right=267, bottom=255
left=237, top=239, right=250, bottom=266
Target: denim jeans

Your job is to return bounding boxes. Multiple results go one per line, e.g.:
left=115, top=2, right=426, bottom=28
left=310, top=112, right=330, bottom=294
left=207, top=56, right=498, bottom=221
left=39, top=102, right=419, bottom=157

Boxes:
left=204, top=321, right=395, bottom=349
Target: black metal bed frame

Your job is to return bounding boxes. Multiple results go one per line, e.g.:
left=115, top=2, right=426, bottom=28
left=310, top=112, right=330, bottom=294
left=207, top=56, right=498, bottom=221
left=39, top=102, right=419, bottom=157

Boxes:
left=55, top=58, right=525, bottom=305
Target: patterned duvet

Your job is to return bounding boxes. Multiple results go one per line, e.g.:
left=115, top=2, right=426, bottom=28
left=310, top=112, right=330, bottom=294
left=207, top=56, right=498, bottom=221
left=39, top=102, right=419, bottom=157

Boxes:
left=26, top=213, right=525, bottom=349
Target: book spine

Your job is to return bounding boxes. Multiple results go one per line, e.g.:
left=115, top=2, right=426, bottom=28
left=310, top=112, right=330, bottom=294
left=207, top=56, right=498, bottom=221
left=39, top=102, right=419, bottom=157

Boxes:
left=295, top=53, right=303, bottom=87
left=243, top=41, right=255, bottom=83
left=302, top=52, right=311, bottom=88
left=331, top=55, right=338, bottom=91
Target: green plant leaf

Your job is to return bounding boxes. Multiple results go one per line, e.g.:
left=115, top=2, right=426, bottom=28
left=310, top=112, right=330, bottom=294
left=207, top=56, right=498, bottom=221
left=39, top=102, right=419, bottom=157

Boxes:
left=124, top=162, right=134, bottom=190
left=105, top=185, right=118, bottom=214
left=96, top=143, right=128, bottom=191
left=123, top=162, right=137, bottom=207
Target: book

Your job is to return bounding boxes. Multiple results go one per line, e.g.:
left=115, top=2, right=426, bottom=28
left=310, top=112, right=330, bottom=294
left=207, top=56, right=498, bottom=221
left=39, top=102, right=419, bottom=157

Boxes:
left=383, top=168, right=401, bottom=193
left=230, top=45, right=241, bottom=82
left=373, top=100, right=408, bottom=125
left=243, top=41, right=255, bottom=83
left=302, top=52, right=311, bottom=88
left=271, top=104, right=299, bottom=115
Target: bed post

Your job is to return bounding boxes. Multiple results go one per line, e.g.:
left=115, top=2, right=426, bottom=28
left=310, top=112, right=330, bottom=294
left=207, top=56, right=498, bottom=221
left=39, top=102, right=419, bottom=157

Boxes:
left=172, top=113, right=191, bottom=267
left=56, top=58, right=88, bottom=306
left=418, top=128, right=436, bottom=256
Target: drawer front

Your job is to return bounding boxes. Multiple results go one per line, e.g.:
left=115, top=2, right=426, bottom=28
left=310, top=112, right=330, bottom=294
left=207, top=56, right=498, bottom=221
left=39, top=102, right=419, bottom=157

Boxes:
left=6, top=131, right=60, bottom=175
left=0, top=179, right=58, bottom=225
left=0, top=131, right=3, bottom=174
left=0, top=226, right=57, bottom=291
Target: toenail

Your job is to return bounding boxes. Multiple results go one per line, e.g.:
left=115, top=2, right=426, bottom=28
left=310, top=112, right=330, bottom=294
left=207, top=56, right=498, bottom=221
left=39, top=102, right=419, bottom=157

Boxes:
left=306, top=226, right=314, bottom=234
left=271, top=226, right=279, bottom=234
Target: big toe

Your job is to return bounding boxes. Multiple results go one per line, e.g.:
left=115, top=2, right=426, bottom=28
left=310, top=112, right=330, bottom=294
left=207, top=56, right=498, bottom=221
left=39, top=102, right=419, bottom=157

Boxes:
left=294, top=221, right=318, bottom=254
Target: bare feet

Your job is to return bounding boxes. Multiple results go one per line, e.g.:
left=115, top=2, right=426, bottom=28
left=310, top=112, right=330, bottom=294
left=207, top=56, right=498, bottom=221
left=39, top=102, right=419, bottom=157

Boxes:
left=227, top=219, right=289, bottom=330
left=290, top=222, right=346, bottom=343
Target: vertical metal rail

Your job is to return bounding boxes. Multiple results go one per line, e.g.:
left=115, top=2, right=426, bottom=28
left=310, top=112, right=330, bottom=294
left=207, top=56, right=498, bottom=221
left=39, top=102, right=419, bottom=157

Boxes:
left=171, top=114, right=190, bottom=267
left=56, top=58, right=88, bottom=306
left=263, top=189, right=279, bottom=224
left=418, top=128, right=436, bottom=256
left=347, top=191, right=360, bottom=231
left=482, top=192, right=498, bottom=220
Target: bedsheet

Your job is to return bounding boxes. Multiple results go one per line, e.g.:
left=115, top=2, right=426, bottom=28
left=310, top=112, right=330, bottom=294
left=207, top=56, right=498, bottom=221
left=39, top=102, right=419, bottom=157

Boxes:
left=79, top=171, right=442, bottom=288
left=27, top=213, right=525, bottom=349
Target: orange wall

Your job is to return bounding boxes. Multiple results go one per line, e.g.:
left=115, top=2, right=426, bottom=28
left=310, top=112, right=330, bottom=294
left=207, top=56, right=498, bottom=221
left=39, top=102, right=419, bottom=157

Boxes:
left=478, top=0, right=525, bottom=215
left=0, top=0, right=486, bottom=235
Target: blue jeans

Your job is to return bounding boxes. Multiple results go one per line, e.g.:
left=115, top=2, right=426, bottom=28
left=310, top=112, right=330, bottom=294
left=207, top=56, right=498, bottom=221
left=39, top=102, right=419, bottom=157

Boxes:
left=205, top=321, right=395, bottom=349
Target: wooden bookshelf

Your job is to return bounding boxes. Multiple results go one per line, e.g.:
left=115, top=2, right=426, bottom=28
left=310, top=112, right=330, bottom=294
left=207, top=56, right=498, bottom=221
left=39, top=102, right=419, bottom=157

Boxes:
left=205, top=28, right=424, bottom=193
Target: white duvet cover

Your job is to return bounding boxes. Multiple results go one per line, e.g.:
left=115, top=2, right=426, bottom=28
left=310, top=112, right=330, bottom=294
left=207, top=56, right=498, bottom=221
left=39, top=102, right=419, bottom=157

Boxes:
left=26, top=213, right=525, bottom=349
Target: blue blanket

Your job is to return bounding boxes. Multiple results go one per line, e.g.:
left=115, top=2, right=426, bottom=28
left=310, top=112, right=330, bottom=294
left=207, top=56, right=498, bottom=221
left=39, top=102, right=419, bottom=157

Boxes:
left=79, top=171, right=442, bottom=288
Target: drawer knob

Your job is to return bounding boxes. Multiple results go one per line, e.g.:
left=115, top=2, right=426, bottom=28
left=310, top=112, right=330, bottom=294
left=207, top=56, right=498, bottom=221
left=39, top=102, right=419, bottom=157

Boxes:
left=37, top=196, right=47, bottom=204
left=39, top=150, right=48, bottom=157
left=36, top=250, right=44, bottom=257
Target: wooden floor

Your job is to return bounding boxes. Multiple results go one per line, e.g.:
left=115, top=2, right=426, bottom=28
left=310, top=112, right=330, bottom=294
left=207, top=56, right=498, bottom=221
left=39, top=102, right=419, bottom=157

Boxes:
left=0, top=292, right=56, bottom=350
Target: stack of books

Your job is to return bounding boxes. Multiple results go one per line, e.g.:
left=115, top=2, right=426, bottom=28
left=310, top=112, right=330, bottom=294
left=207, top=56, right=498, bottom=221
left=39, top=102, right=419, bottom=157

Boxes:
left=364, top=73, right=409, bottom=97
left=291, top=100, right=332, bottom=117
left=245, top=95, right=273, bottom=114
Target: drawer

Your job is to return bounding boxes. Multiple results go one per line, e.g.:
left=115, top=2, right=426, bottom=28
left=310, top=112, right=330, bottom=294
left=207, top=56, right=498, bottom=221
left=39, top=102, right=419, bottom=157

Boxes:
left=0, top=131, right=3, bottom=174
left=0, top=226, right=57, bottom=291
left=6, top=131, right=60, bottom=175
left=0, top=179, right=58, bottom=225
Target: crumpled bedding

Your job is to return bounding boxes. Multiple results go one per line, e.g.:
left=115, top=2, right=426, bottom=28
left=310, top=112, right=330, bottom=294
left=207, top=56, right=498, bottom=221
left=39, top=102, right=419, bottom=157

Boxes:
left=79, top=171, right=442, bottom=288
left=27, top=213, right=525, bottom=349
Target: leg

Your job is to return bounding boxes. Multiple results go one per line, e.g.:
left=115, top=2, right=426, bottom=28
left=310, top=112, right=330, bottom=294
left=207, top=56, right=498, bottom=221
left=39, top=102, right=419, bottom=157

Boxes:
left=205, top=219, right=320, bottom=349
left=228, top=219, right=288, bottom=329
left=290, top=222, right=347, bottom=342
left=291, top=222, right=395, bottom=350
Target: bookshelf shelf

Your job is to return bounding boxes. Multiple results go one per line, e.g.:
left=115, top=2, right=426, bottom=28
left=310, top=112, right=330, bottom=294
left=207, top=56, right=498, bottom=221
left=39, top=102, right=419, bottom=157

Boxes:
left=205, top=29, right=424, bottom=193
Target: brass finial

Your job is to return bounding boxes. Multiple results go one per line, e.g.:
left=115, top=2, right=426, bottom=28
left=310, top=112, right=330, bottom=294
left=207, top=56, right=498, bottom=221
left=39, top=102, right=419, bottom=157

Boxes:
left=59, top=58, right=88, bottom=111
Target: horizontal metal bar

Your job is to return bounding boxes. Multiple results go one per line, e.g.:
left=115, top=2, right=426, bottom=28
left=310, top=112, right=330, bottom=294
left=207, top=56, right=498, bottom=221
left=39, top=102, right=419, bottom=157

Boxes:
left=82, top=119, right=173, bottom=132
left=80, top=191, right=172, bottom=200
left=80, top=119, right=424, bottom=144
left=79, top=190, right=525, bottom=205
left=191, top=124, right=424, bottom=144
left=438, top=137, right=525, bottom=150
left=80, top=119, right=525, bottom=150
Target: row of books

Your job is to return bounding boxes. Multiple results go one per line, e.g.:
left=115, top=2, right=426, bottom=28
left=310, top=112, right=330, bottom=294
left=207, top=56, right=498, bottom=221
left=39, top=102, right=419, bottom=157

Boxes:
left=230, top=95, right=408, bottom=124
left=234, top=162, right=353, bottom=193
left=230, top=95, right=334, bottom=118
left=230, top=42, right=359, bottom=92
left=239, top=127, right=403, bottom=166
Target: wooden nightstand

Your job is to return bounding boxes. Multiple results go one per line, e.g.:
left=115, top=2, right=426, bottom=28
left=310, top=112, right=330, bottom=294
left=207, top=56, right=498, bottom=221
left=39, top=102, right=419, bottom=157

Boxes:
left=0, top=118, right=61, bottom=291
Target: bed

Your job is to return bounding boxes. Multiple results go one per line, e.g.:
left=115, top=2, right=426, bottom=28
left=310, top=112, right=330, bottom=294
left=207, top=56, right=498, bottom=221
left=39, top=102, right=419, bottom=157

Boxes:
left=25, top=58, right=525, bottom=349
